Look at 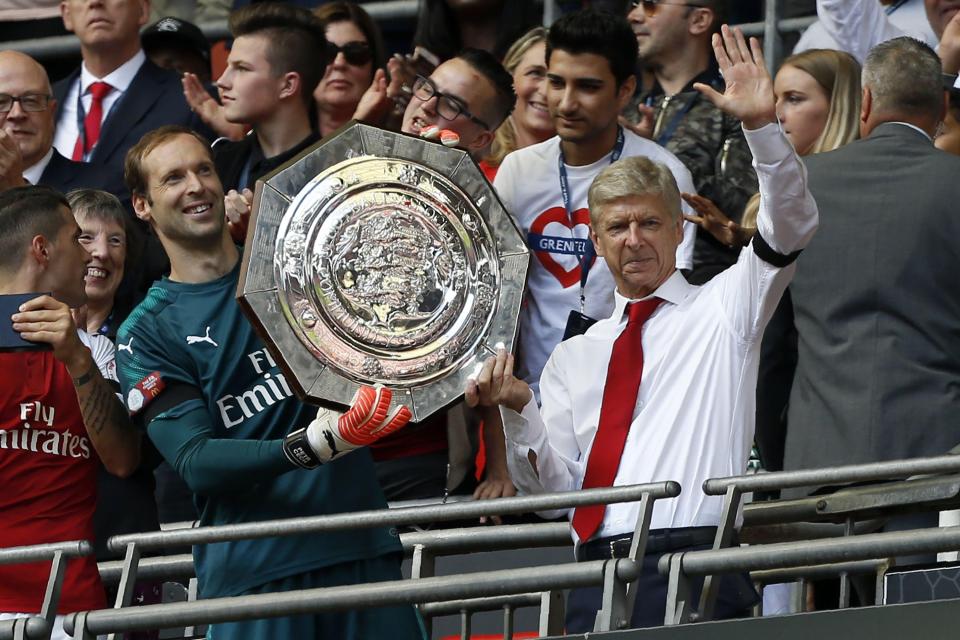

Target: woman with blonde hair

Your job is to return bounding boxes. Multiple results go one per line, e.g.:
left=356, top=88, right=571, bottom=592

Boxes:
left=479, top=27, right=555, bottom=181
left=686, top=48, right=861, bottom=242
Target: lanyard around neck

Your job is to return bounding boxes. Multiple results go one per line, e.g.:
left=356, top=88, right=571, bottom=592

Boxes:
left=558, top=126, right=625, bottom=311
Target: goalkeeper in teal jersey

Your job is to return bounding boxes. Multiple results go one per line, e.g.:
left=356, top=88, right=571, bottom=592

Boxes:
left=115, top=126, right=425, bottom=639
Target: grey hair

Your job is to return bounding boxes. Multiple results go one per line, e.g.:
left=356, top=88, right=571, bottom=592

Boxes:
left=587, top=156, right=682, bottom=225
left=862, top=37, right=943, bottom=118
left=66, top=189, right=127, bottom=232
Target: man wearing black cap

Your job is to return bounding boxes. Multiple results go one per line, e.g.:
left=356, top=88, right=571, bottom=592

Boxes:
left=141, top=16, right=212, bottom=82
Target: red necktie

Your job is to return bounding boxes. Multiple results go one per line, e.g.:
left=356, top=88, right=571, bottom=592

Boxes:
left=572, top=297, right=663, bottom=542
left=72, top=81, right=113, bottom=161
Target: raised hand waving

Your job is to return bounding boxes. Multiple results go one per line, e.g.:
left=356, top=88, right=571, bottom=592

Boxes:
left=694, top=25, right=777, bottom=130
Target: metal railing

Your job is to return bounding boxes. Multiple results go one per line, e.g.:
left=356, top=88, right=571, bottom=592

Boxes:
left=88, top=482, right=677, bottom=638
left=65, top=559, right=640, bottom=639
left=0, top=617, right=50, bottom=640
left=668, top=454, right=960, bottom=624
left=660, top=525, right=960, bottom=625
left=0, top=541, right=94, bottom=637
left=95, top=522, right=572, bottom=638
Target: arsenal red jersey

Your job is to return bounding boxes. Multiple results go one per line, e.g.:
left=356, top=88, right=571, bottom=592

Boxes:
left=0, top=332, right=112, bottom=613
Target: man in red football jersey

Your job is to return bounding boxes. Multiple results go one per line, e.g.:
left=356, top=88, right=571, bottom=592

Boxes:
left=0, top=185, right=140, bottom=639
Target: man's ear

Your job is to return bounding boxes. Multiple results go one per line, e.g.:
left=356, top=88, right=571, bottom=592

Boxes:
left=132, top=193, right=151, bottom=224
left=617, top=75, right=637, bottom=111
left=138, top=0, right=150, bottom=28
left=60, top=1, right=74, bottom=33
left=589, top=224, right=604, bottom=258
left=466, top=129, right=495, bottom=153
left=28, top=234, right=50, bottom=269
left=278, top=71, right=302, bottom=102
left=689, top=8, right=715, bottom=36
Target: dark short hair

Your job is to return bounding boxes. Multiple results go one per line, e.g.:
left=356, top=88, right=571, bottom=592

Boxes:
left=0, top=186, right=70, bottom=273
left=125, top=125, right=212, bottom=198
left=313, top=1, right=386, bottom=76
left=229, top=2, right=329, bottom=109
left=547, top=8, right=638, bottom=86
left=456, top=48, right=516, bottom=129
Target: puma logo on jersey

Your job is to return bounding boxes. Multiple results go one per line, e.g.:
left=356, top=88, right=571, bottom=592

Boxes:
left=117, top=337, right=134, bottom=354
left=186, top=326, right=218, bottom=347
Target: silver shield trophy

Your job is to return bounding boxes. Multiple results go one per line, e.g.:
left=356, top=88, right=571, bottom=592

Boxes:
left=237, top=122, right=529, bottom=422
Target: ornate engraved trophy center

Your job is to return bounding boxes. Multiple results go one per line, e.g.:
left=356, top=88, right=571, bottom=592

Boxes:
left=238, top=123, right=529, bottom=421
left=320, top=204, right=465, bottom=349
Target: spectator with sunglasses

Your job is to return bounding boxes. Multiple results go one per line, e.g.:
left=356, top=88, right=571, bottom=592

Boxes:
left=211, top=3, right=325, bottom=229
left=314, top=2, right=385, bottom=137
left=625, top=0, right=758, bottom=285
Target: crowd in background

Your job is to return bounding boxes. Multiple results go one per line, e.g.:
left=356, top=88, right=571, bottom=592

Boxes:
left=1, top=0, right=960, bottom=636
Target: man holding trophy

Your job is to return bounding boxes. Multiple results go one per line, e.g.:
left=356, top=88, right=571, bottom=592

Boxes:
left=115, top=125, right=424, bottom=640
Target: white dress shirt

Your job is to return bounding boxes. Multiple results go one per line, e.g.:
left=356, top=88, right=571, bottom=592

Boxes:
left=52, top=50, right=147, bottom=161
left=500, top=123, right=819, bottom=544
left=22, top=147, right=53, bottom=185
left=795, top=0, right=937, bottom=58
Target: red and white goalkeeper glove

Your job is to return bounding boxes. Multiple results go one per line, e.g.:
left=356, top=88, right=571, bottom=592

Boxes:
left=283, top=385, right=412, bottom=468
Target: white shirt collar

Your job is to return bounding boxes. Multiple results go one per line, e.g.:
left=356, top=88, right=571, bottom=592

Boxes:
left=609, top=269, right=694, bottom=322
left=888, top=121, right=933, bottom=142
left=80, top=49, right=146, bottom=95
left=23, top=147, right=54, bottom=185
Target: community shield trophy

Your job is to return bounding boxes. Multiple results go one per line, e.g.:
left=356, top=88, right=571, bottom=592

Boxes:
left=237, top=122, right=530, bottom=422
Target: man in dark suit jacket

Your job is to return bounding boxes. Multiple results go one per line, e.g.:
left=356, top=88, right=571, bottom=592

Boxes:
left=52, top=0, right=213, bottom=207
left=0, top=50, right=109, bottom=195
left=785, top=37, right=960, bottom=477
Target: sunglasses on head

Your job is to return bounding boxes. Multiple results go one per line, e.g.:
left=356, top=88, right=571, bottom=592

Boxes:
left=630, top=0, right=705, bottom=16
left=326, top=41, right=373, bottom=66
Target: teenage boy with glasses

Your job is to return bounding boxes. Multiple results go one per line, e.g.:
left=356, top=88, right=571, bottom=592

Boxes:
left=400, top=47, right=515, bottom=155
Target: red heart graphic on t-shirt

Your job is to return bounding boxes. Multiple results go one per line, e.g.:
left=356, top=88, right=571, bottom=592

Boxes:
left=528, top=206, right=596, bottom=288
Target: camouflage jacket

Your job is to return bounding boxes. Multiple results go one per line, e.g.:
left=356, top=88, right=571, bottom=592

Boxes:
left=625, top=67, right=759, bottom=284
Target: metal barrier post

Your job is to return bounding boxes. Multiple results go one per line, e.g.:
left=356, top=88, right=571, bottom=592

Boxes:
left=108, top=542, right=141, bottom=640
left=539, top=590, right=564, bottom=636
left=70, top=612, right=92, bottom=640
left=763, top=0, right=783, bottom=75
left=183, top=579, right=199, bottom=639
left=459, top=609, right=470, bottom=640
left=663, top=553, right=692, bottom=625
left=40, top=550, right=67, bottom=630
left=12, top=618, right=27, bottom=640
left=501, top=604, right=514, bottom=640
left=697, top=485, right=742, bottom=622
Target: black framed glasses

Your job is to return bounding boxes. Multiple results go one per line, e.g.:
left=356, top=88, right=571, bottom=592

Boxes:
left=326, top=41, right=373, bottom=67
left=630, top=0, right=705, bottom=16
left=411, top=75, right=490, bottom=129
left=0, top=93, right=52, bottom=113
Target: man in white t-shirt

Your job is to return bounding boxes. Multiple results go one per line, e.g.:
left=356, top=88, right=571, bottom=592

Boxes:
left=494, top=8, right=696, bottom=399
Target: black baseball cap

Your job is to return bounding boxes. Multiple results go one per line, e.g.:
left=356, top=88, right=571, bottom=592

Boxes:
left=142, top=17, right=211, bottom=64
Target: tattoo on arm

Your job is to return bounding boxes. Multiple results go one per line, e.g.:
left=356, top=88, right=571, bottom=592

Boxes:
left=72, top=363, right=138, bottom=457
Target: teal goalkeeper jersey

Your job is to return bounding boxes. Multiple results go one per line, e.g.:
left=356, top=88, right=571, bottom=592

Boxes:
left=116, top=259, right=400, bottom=598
